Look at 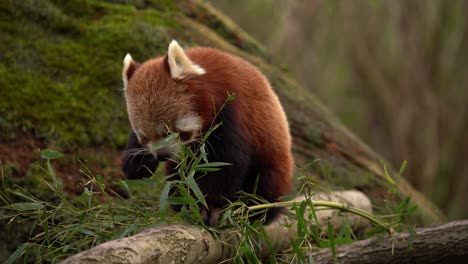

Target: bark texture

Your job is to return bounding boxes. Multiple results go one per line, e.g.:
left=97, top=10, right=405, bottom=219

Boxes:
left=309, top=220, right=468, bottom=264
left=61, top=225, right=224, bottom=264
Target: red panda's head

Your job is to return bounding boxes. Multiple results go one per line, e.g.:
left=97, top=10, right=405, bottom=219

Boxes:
left=122, top=40, right=206, bottom=157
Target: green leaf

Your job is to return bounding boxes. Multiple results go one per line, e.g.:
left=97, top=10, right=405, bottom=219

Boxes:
left=8, top=202, right=44, bottom=211
left=407, top=204, right=419, bottom=214
left=96, top=174, right=104, bottom=190
left=186, top=175, right=207, bottom=207
left=290, top=239, right=305, bottom=263
left=195, top=167, right=221, bottom=172
left=40, top=150, right=64, bottom=160
left=200, top=144, right=209, bottom=163
left=116, top=180, right=131, bottom=198
left=406, top=226, right=418, bottom=249
left=220, top=208, right=232, bottom=225
left=46, top=159, right=60, bottom=186
left=151, top=133, right=179, bottom=151
left=116, top=219, right=139, bottom=239
left=397, top=196, right=411, bottom=212
left=167, top=196, right=194, bottom=205
left=42, top=207, right=50, bottom=246
left=159, top=182, right=172, bottom=217
left=113, top=215, right=128, bottom=223
left=195, top=162, right=231, bottom=168
left=383, top=165, right=395, bottom=186
left=80, top=229, right=98, bottom=237
left=307, top=198, right=319, bottom=224
left=327, top=222, right=337, bottom=262
left=365, top=225, right=387, bottom=238
left=5, top=243, right=29, bottom=264
left=227, top=92, right=236, bottom=101
left=202, top=124, right=220, bottom=142
left=309, top=225, right=320, bottom=244
left=398, top=160, right=407, bottom=178
left=294, top=202, right=308, bottom=239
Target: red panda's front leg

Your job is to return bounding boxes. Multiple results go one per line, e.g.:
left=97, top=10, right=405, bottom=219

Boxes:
left=200, top=206, right=220, bottom=226
left=122, top=130, right=159, bottom=179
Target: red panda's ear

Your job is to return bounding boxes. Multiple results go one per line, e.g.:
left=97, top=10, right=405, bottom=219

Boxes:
left=122, top=53, right=140, bottom=91
left=167, top=40, right=205, bottom=79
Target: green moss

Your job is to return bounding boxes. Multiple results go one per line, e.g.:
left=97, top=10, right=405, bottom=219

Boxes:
left=0, top=0, right=179, bottom=149
left=306, top=127, right=324, bottom=147
left=181, top=0, right=266, bottom=58
left=304, top=160, right=375, bottom=189
left=0, top=0, right=76, bottom=33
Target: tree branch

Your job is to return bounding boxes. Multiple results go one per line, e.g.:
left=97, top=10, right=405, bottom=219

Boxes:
left=62, top=190, right=372, bottom=263
left=308, top=220, right=468, bottom=264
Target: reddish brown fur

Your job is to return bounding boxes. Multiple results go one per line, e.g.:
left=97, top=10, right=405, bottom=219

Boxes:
left=183, top=48, right=293, bottom=198
left=125, top=57, right=196, bottom=144
left=123, top=46, right=293, bottom=224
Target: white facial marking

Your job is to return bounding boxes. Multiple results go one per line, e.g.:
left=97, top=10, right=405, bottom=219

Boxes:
left=175, top=113, right=201, bottom=132
left=167, top=40, right=206, bottom=79
left=122, top=53, right=133, bottom=90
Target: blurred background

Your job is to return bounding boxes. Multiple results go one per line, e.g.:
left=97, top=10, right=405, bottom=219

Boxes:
left=210, top=0, right=468, bottom=220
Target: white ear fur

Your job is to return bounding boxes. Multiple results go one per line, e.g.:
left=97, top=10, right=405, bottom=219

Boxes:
left=167, top=40, right=206, bottom=79
left=122, top=53, right=133, bottom=90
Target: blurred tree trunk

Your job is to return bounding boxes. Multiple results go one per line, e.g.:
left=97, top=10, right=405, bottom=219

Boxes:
left=184, top=0, right=445, bottom=225
left=261, top=0, right=468, bottom=219
left=345, top=0, right=442, bottom=193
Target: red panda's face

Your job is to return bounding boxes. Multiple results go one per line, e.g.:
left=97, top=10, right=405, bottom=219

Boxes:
left=122, top=41, right=206, bottom=158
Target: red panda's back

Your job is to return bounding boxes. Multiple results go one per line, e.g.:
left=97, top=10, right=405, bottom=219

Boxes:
left=185, top=47, right=293, bottom=198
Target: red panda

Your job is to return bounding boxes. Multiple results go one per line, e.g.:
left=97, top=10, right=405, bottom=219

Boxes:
left=121, top=40, right=293, bottom=226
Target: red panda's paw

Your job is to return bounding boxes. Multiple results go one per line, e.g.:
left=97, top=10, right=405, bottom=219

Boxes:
left=208, top=207, right=220, bottom=227
left=200, top=206, right=209, bottom=224
left=200, top=206, right=220, bottom=226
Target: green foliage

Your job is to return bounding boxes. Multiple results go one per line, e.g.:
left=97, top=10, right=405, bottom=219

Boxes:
left=1, top=151, right=166, bottom=262
left=1, top=144, right=417, bottom=263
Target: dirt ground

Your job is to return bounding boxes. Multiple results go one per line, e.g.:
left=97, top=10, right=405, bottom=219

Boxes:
left=0, top=132, right=126, bottom=195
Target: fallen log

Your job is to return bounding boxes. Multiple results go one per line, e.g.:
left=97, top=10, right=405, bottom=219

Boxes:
left=308, top=219, right=468, bottom=264
left=62, top=190, right=372, bottom=263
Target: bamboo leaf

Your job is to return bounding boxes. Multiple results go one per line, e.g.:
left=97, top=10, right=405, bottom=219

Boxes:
left=151, top=133, right=179, bottom=151
left=399, top=160, right=407, bottom=178
left=5, top=243, right=29, bottom=264
left=40, top=150, right=63, bottom=160
left=186, top=175, right=207, bottom=207
left=384, top=165, right=395, bottom=186
left=327, top=222, right=337, bottom=262
left=8, top=202, right=44, bottom=211
left=159, top=182, right=172, bottom=217
left=195, top=162, right=231, bottom=168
